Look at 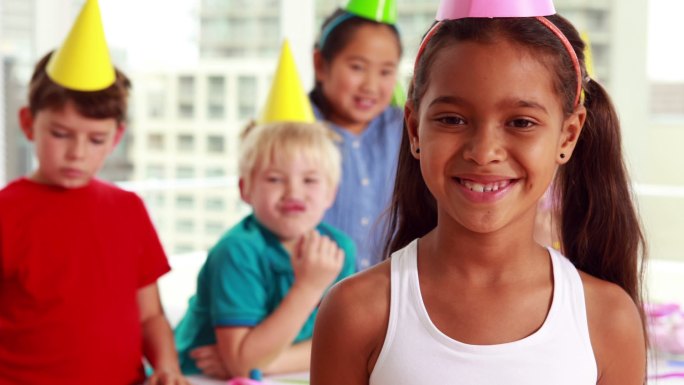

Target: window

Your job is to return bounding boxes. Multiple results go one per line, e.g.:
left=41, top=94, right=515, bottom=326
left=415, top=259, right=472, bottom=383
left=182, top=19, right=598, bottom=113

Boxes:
left=174, top=243, right=196, bottom=254
left=205, top=197, right=225, bottom=211
left=178, top=103, right=194, bottom=119
left=177, top=134, right=195, bottom=152
left=147, top=90, right=166, bottom=118
left=178, top=76, right=195, bottom=118
left=205, top=167, right=225, bottom=177
left=178, top=76, right=195, bottom=99
left=238, top=75, right=257, bottom=120
left=147, top=133, right=164, bottom=151
left=207, top=75, right=226, bottom=119
left=175, top=194, right=195, bottom=209
left=205, top=221, right=225, bottom=235
left=208, top=104, right=225, bottom=119
left=176, top=166, right=195, bottom=179
left=145, top=165, right=165, bottom=179
left=175, top=219, right=195, bottom=232
left=207, top=135, right=225, bottom=153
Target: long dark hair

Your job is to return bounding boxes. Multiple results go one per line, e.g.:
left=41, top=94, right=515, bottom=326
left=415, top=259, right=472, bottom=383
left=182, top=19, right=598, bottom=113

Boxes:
left=383, top=15, right=646, bottom=318
left=309, top=8, right=402, bottom=118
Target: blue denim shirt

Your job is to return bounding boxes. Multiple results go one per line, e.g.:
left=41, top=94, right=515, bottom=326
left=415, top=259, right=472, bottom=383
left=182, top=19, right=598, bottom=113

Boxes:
left=313, top=102, right=403, bottom=270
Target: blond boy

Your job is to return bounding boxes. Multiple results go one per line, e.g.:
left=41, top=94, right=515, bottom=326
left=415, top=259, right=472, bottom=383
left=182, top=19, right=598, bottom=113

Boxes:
left=174, top=121, right=355, bottom=378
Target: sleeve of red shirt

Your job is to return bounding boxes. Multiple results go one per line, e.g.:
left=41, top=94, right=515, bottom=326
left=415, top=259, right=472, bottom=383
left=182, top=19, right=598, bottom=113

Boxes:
left=130, top=193, right=171, bottom=288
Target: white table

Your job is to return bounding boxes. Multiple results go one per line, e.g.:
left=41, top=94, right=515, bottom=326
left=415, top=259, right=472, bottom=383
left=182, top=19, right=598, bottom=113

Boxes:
left=187, top=372, right=309, bottom=385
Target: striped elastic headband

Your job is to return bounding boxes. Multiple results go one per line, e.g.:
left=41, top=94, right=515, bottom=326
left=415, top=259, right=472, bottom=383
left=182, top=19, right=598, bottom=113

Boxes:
left=414, top=16, right=583, bottom=107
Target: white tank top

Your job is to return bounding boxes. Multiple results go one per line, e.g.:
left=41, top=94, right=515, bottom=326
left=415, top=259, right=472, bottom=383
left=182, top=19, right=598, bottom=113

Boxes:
left=370, top=239, right=597, bottom=385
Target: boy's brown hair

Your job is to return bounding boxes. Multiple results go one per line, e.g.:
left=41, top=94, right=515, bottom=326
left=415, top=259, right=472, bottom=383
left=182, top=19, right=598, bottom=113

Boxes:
left=28, top=51, right=131, bottom=124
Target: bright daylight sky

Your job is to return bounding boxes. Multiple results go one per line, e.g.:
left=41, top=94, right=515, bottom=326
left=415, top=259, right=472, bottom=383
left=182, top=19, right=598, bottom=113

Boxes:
left=97, top=0, right=684, bottom=81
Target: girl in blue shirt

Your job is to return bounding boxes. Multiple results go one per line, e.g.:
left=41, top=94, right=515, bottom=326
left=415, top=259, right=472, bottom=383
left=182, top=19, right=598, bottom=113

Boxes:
left=310, top=3, right=404, bottom=270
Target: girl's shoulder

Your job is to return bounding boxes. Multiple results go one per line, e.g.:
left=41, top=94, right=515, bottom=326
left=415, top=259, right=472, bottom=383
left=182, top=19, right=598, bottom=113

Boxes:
left=316, top=260, right=391, bottom=349
left=323, top=259, right=391, bottom=318
left=579, top=272, right=646, bottom=383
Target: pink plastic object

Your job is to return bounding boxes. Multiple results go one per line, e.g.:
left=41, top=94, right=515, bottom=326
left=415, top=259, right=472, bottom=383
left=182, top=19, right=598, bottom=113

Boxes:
left=646, top=303, right=684, bottom=355
left=227, top=378, right=262, bottom=385
left=436, top=0, right=556, bottom=20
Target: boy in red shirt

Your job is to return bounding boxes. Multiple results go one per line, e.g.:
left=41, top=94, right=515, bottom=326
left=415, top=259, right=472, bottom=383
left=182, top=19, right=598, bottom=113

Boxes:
left=0, top=1, right=186, bottom=384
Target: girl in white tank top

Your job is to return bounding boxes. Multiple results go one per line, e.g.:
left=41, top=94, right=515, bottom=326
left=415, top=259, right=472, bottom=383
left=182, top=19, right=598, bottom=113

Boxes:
left=311, top=0, right=647, bottom=384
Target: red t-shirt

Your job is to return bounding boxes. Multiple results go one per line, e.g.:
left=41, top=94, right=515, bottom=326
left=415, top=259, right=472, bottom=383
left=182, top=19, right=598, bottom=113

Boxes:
left=0, top=178, right=170, bottom=385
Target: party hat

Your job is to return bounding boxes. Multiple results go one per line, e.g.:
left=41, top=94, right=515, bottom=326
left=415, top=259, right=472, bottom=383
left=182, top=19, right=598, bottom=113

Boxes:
left=345, top=0, right=397, bottom=24
left=580, top=31, right=595, bottom=77
left=47, top=0, right=115, bottom=91
left=258, top=40, right=315, bottom=124
left=390, top=81, right=406, bottom=107
left=436, top=0, right=555, bottom=20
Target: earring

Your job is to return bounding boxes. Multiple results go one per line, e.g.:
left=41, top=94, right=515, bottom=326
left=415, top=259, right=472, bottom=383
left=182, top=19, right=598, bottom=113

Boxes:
left=560, top=153, right=566, bottom=159
left=415, top=147, right=420, bottom=154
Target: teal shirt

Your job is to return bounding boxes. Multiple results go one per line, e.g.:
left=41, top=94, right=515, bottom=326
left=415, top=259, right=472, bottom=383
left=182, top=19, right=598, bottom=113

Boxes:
left=174, top=214, right=356, bottom=374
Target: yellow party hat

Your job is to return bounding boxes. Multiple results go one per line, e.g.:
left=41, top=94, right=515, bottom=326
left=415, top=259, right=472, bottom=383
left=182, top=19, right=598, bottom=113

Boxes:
left=46, top=0, right=115, bottom=91
left=258, top=40, right=315, bottom=124
left=580, top=31, right=595, bottom=78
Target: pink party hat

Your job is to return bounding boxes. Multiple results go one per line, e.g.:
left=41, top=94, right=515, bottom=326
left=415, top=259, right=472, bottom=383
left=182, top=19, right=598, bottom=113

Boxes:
left=436, top=0, right=556, bottom=20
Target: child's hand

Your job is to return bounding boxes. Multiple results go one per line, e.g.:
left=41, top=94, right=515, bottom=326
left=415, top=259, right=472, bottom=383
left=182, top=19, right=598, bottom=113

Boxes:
left=147, top=369, right=190, bottom=385
left=291, top=231, right=344, bottom=294
left=190, top=344, right=229, bottom=379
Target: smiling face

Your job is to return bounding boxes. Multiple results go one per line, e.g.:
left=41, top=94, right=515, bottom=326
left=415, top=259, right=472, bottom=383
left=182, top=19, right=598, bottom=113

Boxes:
left=240, top=151, right=337, bottom=245
left=19, top=101, right=122, bottom=189
left=406, top=39, right=584, bottom=235
left=315, top=23, right=400, bottom=134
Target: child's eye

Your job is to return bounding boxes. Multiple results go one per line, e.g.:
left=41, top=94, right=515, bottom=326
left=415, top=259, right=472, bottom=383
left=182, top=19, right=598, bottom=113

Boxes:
left=508, top=118, right=536, bottom=129
left=90, top=137, right=106, bottom=145
left=266, top=176, right=283, bottom=183
left=436, top=116, right=466, bottom=125
left=50, top=130, right=69, bottom=138
left=381, top=68, right=396, bottom=77
left=350, top=63, right=364, bottom=71
left=304, top=177, right=320, bottom=184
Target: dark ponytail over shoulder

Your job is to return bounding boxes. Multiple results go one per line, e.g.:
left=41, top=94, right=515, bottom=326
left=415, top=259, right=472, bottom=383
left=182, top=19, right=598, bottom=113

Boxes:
left=555, top=78, right=646, bottom=305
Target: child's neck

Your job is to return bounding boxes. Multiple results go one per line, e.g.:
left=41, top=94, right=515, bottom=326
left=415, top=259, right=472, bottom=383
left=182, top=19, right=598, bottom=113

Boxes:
left=341, top=121, right=369, bottom=135
left=280, top=238, right=298, bottom=256
left=424, top=224, right=545, bottom=281
left=327, top=114, right=369, bottom=135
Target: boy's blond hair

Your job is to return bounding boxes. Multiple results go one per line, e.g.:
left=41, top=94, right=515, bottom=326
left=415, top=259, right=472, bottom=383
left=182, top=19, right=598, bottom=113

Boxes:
left=239, top=121, right=341, bottom=190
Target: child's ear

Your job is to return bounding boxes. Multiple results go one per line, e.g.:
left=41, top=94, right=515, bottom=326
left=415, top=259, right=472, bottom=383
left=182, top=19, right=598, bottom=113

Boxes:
left=313, top=49, right=326, bottom=83
left=557, top=105, right=586, bottom=164
left=113, top=123, right=126, bottom=146
left=325, top=184, right=339, bottom=209
left=404, top=100, right=420, bottom=159
left=18, top=107, right=35, bottom=140
left=238, top=178, right=251, bottom=204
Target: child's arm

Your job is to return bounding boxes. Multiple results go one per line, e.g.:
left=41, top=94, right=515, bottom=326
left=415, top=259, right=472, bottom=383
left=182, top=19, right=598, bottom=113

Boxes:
left=215, top=231, right=344, bottom=377
left=582, top=274, right=646, bottom=385
left=138, top=282, right=189, bottom=385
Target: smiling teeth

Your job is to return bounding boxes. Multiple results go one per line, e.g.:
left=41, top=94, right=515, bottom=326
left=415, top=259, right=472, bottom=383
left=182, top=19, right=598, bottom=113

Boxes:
left=461, top=180, right=509, bottom=192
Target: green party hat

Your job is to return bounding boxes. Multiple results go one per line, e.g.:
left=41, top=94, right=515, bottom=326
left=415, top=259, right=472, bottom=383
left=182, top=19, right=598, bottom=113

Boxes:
left=345, top=0, right=397, bottom=24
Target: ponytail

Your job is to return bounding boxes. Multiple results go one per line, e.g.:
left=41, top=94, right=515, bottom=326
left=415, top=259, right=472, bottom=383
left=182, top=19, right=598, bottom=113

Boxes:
left=556, top=78, right=646, bottom=306
left=382, top=121, right=437, bottom=259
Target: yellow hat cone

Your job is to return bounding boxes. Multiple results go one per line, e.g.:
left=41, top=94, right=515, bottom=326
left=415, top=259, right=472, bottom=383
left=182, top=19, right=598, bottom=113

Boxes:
left=47, top=0, right=115, bottom=91
left=580, top=31, right=595, bottom=78
left=258, top=40, right=315, bottom=124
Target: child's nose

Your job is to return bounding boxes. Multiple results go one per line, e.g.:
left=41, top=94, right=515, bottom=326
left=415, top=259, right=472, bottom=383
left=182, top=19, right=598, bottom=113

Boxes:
left=285, top=179, right=302, bottom=197
left=361, top=72, right=380, bottom=92
left=67, top=137, right=87, bottom=159
left=462, top=125, right=506, bottom=165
